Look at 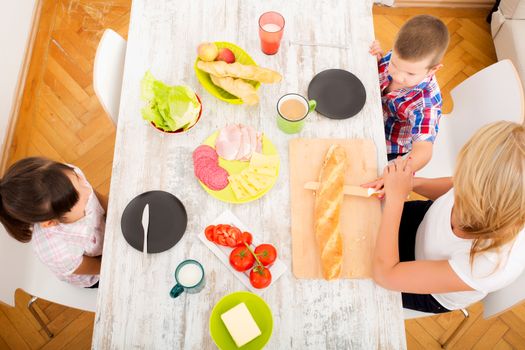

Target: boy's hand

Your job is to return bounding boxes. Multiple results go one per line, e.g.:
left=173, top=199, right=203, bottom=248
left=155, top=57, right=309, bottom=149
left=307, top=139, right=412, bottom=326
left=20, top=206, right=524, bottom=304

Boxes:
left=369, top=40, right=383, bottom=62
left=383, top=157, right=414, bottom=202
left=361, top=177, right=385, bottom=199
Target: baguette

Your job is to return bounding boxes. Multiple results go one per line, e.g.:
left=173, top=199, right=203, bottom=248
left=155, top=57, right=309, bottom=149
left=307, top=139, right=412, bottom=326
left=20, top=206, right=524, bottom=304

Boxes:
left=313, top=145, right=346, bottom=280
left=198, top=61, right=282, bottom=84
left=210, top=75, right=259, bottom=105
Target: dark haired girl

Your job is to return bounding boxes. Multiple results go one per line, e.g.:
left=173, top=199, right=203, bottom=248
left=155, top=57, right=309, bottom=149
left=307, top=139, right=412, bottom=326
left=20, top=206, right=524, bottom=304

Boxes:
left=0, top=157, right=105, bottom=288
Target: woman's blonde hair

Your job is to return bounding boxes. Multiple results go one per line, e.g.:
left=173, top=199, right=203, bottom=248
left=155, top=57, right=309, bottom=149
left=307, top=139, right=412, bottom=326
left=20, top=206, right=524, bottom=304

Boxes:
left=454, top=121, right=525, bottom=265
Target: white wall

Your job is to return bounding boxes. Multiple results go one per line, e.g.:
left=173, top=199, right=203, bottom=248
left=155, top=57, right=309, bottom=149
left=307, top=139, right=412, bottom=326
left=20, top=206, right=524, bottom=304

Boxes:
left=0, top=0, right=38, bottom=160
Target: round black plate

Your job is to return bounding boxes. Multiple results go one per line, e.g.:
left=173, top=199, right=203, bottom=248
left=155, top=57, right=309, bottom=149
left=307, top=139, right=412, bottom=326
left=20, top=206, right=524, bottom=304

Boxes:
left=307, top=69, right=367, bottom=120
left=121, top=191, right=187, bottom=253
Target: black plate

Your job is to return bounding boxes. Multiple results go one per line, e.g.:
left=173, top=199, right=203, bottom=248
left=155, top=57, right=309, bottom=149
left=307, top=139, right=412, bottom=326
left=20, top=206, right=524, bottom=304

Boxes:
left=307, top=69, right=367, bottom=120
left=121, top=191, right=187, bottom=253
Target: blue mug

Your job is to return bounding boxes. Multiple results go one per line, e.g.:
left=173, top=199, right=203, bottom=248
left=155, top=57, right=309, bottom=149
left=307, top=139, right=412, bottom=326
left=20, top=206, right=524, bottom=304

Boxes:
left=170, top=259, right=206, bottom=298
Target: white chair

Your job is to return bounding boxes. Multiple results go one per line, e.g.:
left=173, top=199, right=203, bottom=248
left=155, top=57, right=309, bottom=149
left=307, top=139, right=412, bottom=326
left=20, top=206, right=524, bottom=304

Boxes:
left=0, top=228, right=97, bottom=338
left=93, top=28, right=127, bottom=125
left=417, top=59, right=525, bottom=178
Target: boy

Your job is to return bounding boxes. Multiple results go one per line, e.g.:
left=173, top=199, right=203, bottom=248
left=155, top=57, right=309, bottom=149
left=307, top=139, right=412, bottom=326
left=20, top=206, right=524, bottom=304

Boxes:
left=370, top=15, right=449, bottom=171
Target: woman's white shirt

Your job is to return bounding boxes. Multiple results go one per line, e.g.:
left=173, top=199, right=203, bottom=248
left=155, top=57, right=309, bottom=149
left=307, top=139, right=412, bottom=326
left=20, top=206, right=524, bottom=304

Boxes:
left=415, top=189, right=525, bottom=310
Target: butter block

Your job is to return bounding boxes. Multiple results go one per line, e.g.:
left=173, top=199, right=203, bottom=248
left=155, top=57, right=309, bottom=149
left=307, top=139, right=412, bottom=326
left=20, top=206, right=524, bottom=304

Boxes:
left=220, top=302, right=261, bottom=347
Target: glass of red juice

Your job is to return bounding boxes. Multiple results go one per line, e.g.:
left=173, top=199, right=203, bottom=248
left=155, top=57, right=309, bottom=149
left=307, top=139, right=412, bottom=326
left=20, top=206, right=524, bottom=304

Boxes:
left=258, top=11, right=285, bottom=55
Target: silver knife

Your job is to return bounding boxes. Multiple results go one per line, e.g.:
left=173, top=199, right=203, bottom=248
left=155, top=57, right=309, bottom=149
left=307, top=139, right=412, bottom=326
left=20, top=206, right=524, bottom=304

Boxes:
left=141, top=204, right=150, bottom=258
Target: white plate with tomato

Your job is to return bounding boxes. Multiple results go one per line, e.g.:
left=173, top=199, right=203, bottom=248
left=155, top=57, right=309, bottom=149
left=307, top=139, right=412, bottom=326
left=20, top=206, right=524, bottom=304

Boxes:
left=198, top=210, right=286, bottom=294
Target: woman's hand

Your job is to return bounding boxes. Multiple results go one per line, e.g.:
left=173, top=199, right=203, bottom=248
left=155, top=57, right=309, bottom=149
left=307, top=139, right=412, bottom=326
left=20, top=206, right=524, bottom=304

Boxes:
left=361, top=177, right=385, bottom=199
left=369, top=40, right=383, bottom=62
left=383, top=157, right=413, bottom=202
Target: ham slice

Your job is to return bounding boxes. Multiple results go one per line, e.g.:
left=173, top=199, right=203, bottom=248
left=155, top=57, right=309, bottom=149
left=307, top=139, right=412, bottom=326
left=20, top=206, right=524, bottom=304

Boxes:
left=215, top=124, right=242, bottom=160
left=255, top=132, right=263, bottom=153
left=247, top=125, right=257, bottom=161
left=215, top=124, right=263, bottom=161
left=238, top=125, right=253, bottom=161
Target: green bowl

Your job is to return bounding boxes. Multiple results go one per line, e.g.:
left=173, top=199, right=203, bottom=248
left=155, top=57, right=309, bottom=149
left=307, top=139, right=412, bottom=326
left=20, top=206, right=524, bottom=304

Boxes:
left=194, top=42, right=260, bottom=104
left=209, top=291, right=273, bottom=349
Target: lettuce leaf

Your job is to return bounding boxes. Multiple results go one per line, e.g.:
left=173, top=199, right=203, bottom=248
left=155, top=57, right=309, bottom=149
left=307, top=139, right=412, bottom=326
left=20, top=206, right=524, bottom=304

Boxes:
left=141, top=71, right=201, bottom=131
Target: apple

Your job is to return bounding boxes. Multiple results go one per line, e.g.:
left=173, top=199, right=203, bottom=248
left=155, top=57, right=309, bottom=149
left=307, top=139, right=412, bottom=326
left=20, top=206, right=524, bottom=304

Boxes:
left=197, top=42, right=218, bottom=62
left=216, top=48, right=236, bottom=63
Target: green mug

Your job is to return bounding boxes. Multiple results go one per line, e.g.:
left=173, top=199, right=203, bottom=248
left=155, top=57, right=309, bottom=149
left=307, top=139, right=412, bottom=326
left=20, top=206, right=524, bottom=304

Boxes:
left=276, top=93, right=317, bottom=134
left=170, top=259, right=206, bottom=298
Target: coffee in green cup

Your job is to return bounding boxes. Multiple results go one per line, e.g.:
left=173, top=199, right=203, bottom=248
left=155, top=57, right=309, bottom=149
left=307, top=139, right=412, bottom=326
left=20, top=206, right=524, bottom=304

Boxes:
left=276, top=93, right=316, bottom=134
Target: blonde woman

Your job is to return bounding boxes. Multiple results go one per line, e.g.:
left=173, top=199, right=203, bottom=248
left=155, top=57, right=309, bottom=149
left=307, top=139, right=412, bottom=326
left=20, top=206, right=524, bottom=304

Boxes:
left=369, top=121, right=525, bottom=313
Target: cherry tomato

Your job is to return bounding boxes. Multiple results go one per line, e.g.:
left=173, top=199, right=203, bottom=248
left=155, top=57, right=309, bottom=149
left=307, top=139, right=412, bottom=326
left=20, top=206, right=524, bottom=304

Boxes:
left=235, top=231, right=253, bottom=246
left=204, top=225, right=216, bottom=242
left=254, top=244, right=277, bottom=266
left=249, top=265, right=272, bottom=289
left=229, top=246, right=256, bottom=272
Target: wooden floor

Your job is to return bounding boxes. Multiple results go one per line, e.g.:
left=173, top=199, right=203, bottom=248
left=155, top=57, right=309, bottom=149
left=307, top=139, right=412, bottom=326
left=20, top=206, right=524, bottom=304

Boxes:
left=2, top=1, right=524, bottom=349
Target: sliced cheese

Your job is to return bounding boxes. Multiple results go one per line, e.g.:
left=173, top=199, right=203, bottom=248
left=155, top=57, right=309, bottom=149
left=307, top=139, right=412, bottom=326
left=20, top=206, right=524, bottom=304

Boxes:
left=229, top=175, right=250, bottom=200
left=250, top=166, right=277, bottom=177
left=241, top=170, right=272, bottom=190
left=228, top=153, right=279, bottom=200
left=244, top=168, right=275, bottom=183
left=220, top=302, right=262, bottom=347
left=235, top=174, right=258, bottom=196
left=250, top=152, right=279, bottom=169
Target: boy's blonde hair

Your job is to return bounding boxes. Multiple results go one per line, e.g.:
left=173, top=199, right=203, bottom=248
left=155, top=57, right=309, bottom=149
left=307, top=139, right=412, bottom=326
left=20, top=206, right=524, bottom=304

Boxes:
left=454, top=121, right=525, bottom=265
left=394, top=15, right=449, bottom=68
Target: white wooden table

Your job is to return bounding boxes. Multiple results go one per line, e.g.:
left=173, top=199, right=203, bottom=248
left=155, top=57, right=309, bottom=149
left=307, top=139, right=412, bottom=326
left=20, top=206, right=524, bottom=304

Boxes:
left=93, top=0, right=407, bottom=348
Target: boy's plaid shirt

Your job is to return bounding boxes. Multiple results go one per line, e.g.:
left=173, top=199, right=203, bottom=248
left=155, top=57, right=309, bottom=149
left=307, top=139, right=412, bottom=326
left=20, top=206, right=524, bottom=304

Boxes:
left=379, top=51, right=442, bottom=155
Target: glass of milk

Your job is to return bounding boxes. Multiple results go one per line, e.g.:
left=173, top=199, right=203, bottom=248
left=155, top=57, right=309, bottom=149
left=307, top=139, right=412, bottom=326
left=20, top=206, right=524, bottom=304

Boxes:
left=258, top=11, right=285, bottom=55
left=170, top=259, right=206, bottom=298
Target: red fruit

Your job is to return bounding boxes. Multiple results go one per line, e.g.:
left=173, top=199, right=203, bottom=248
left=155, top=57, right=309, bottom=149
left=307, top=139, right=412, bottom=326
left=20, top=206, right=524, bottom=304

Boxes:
left=216, top=48, right=235, bottom=63
left=249, top=265, right=272, bottom=289
left=229, top=246, right=255, bottom=272
left=237, top=232, right=253, bottom=246
left=204, top=225, right=216, bottom=242
left=228, top=226, right=242, bottom=241
left=254, top=244, right=277, bottom=266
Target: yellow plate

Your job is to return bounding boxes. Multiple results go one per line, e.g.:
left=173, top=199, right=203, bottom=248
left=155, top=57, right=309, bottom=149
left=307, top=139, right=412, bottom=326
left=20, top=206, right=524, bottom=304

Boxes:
left=198, top=131, right=280, bottom=204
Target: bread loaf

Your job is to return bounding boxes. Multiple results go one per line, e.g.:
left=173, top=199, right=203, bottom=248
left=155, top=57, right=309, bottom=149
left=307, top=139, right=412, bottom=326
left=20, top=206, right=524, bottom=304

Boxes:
left=210, top=75, right=259, bottom=105
left=198, top=61, right=282, bottom=84
left=314, top=144, right=346, bottom=280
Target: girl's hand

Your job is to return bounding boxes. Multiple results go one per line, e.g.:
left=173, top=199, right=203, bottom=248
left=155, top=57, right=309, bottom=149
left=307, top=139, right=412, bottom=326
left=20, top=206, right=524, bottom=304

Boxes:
left=383, top=157, right=413, bottom=202
left=361, top=177, right=385, bottom=199
left=369, top=40, right=383, bottom=62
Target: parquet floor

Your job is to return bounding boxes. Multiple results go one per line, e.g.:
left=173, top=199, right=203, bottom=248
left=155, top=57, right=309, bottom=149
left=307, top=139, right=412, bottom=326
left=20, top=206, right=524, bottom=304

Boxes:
left=1, top=1, right=524, bottom=349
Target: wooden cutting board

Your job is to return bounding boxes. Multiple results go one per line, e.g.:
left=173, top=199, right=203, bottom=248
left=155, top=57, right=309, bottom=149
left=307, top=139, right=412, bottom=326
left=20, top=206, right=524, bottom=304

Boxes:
left=290, top=138, right=381, bottom=279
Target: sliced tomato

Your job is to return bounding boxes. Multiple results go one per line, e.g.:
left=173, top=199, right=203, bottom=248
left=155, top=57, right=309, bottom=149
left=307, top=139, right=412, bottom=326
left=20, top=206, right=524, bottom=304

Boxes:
left=217, top=235, right=227, bottom=246
left=204, top=225, right=216, bottom=242
left=228, top=226, right=241, bottom=240
left=225, top=237, right=237, bottom=247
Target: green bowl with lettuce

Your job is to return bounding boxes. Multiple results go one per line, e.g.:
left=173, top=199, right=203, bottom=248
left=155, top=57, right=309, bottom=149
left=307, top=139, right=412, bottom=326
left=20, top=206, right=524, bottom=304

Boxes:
left=141, top=71, right=202, bottom=133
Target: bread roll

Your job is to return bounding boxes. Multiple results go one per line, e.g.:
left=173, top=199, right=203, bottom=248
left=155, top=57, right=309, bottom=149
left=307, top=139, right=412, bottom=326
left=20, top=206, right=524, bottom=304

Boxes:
left=210, top=75, right=259, bottom=105
left=314, top=144, right=346, bottom=280
left=198, top=61, right=282, bottom=84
